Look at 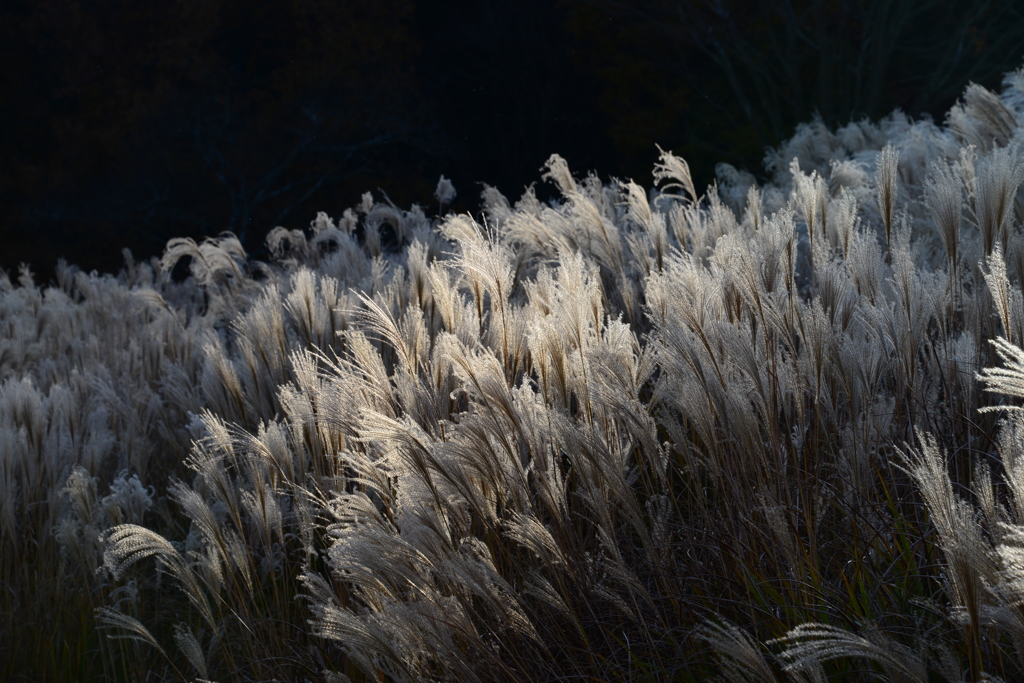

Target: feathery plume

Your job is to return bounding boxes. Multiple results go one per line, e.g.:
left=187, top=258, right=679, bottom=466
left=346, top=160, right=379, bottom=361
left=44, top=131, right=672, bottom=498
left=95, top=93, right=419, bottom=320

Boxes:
left=876, top=144, right=900, bottom=263
left=653, top=144, right=698, bottom=204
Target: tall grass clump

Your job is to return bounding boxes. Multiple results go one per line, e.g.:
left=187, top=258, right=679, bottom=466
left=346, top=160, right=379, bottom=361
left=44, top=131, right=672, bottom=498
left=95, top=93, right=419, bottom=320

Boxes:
left=12, top=65, right=1024, bottom=681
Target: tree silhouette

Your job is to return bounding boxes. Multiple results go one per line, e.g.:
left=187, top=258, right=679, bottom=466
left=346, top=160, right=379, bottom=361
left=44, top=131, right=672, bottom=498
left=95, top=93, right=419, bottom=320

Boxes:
left=564, top=0, right=1024, bottom=180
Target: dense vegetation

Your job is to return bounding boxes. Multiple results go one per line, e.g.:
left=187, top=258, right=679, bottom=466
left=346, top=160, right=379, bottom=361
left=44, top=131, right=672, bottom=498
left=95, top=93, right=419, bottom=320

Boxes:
left=9, top=66, right=1024, bottom=681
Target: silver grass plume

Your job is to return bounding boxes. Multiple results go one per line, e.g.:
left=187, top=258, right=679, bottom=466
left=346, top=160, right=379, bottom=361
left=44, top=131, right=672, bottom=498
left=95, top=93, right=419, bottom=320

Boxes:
left=94, top=607, right=169, bottom=659
left=897, top=430, right=998, bottom=680
left=877, top=144, right=900, bottom=264
left=696, top=619, right=783, bottom=683
left=925, top=159, right=964, bottom=283
left=947, top=82, right=1018, bottom=152
left=101, top=524, right=218, bottom=632
left=772, top=623, right=927, bottom=683
left=976, top=142, right=1024, bottom=256
left=173, top=622, right=208, bottom=679
left=653, top=143, right=698, bottom=204
left=978, top=336, right=1024, bottom=409
left=983, top=244, right=1015, bottom=344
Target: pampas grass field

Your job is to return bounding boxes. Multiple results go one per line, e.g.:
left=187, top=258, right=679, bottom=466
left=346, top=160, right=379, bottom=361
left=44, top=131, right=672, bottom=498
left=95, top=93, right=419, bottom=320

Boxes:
left=12, top=65, right=1024, bottom=682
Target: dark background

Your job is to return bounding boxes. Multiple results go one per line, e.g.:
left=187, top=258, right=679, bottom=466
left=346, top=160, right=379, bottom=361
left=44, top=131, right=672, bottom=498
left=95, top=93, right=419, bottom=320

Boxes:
left=3, top=0, right=1023, bottom=283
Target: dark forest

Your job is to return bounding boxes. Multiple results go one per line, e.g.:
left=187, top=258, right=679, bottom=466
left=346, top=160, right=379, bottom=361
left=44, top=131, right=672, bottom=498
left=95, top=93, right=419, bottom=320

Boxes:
left=3, top=0, right=1020, bottom=279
